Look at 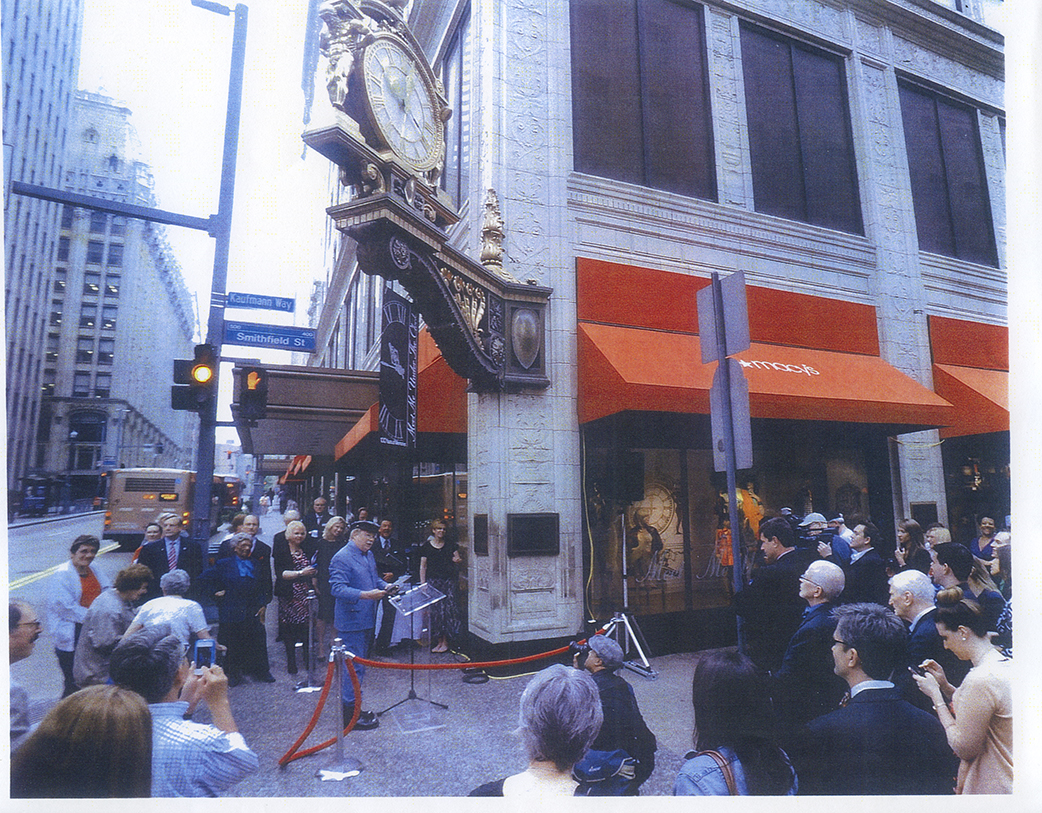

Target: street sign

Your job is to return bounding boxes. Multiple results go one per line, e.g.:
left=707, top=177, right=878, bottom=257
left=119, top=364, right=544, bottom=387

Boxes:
left=227, top=291, right=295, bottom=313
left=223, top=321, right=316, bottom=351
left=710, top=358, right=753, bottom=472
left=697, top=270, right=750, bottom=363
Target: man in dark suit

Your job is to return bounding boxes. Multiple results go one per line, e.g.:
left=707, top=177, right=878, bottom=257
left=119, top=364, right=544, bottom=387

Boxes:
left=372, top=519, right=408, bottom=654
left=734, top=516, right=816, bottom=672
left=889, top=568, right=969, bottom=709
left=137, top=515, right=203, bottom=601
left=772, top=559, right=848, bottom=749
left=840, top=520, right=890, bottom=606
left=791, top=603, right=957, bottom=795
left=303, top=496, right=333, bottom=536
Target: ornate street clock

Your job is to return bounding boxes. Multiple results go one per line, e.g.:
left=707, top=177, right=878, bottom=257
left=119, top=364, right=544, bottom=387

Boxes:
left=361, top=34, right=445, bottom=175
left=307, top=0, right=552, bottom=393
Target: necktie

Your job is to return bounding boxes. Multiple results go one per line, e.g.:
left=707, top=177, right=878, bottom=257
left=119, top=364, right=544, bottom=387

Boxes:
left=167, top=541, right=177, bottom=571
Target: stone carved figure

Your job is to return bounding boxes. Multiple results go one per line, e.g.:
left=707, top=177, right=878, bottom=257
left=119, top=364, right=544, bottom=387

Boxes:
left=319, top=1, right=372, bottom=112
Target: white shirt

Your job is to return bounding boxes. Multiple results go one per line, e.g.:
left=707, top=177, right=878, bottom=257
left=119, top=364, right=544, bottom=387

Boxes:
left=131, top=595, right=208, bottom=645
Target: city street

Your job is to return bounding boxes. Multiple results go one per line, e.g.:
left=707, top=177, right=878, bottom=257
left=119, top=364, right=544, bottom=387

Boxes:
left=8, top=510, right=696, bottom=796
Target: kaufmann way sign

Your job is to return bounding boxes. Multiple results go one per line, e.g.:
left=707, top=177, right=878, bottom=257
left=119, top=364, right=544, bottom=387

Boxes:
left=224, top=321, right=316, bottom=351
left=227, top=291, right=295, bottom=313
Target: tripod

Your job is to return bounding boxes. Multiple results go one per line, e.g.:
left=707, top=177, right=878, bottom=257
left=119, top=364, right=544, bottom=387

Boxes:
left=602, top=610, right=657, bottom=679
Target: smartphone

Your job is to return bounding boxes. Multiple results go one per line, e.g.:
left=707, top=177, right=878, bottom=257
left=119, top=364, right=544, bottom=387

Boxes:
left=194, top=639, right=216, bottom=673
left=908, top=664, right=925, bottom=676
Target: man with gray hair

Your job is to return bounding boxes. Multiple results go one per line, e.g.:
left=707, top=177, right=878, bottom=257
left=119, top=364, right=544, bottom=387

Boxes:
left=124, top=569, right=213, bottom=647
left=110, top=626, right=257, bottom=797
left=574, top=634, right=657, bottom=794
left=889, top=569, right=968, bottom=700
left=9, top=600, right=42, bottom=747
left=772, top=560, right=848, bottom=748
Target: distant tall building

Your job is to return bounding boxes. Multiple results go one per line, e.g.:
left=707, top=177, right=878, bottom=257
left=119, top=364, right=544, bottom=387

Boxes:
left=33, top=91, right=197, bottom=505
left=3, top=0, right=86, bottom=498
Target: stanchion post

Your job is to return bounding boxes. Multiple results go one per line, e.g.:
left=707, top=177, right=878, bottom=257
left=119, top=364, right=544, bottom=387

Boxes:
left=316, top=638, right=363, bottom=780
left=296, top=590, right=321, bottom=693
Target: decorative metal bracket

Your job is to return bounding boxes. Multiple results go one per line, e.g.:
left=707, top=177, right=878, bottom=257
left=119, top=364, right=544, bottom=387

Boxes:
left=303, top=122, right=551, bottom=392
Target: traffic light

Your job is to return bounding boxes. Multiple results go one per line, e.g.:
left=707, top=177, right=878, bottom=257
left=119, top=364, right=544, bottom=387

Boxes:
left=239, top=366, right=268, bottom=420
left=171, top=344, right=218, bottom=412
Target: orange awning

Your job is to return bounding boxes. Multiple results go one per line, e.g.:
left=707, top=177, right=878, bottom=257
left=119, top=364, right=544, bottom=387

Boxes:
left=577, top=322, right=954, bottom=428
left=932, top=364, right=1008, bottom=438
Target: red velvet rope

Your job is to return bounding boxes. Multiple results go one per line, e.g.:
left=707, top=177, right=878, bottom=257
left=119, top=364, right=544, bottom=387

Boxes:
left=277, top=631, right=602, bottom=766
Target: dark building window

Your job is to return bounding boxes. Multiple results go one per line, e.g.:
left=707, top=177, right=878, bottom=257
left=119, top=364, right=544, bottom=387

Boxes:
left=101, top=305, right=117, bottom=330
left=61, top=204, right=74, bottom=227
left=98, top=338, right=114, bottom=364
left=440, top=8, right=471, bottom=207
left=106, top=243, right=123, bottom=267
left=89, top=210, right=107, bottom=233
left=739, top=23, right=862, bottom=234
left=571, top=0, right=716, bottom=201
left=76, top=336, right=94, bottom=363
left=79, top=304, right=96, bottom=328
left=83, top=271, right=100, bottom=294
left=111, top=216, right=126, bottom=236
left=104, top=276, right=119, bottom=297
left=898, top=80, right=998, bottom=267
left=86, top=240, right=104, bottom=264
left=42, top=369, right=56, bottom=395
left=46, top=333, right=59, bottom=363
left=72, top=371, right=91, bottom=397
left=57, top=236, right=70, bottom=260
left=53, top=267, right=66, bottom=292
left=49, top=299, right=62, bottom=326
left=94, top=373, right=111, bottom=398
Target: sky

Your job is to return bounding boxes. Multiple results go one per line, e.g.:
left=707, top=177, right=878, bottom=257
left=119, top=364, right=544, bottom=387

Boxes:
left=78, top=0, right=333, bottom=432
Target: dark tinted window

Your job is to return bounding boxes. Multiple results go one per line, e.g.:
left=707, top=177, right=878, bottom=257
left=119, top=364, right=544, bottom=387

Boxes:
left=571, top=0, right=715, bottom=200
left=740, top=23, right=862, bottom=234
left=898, top=81, right=997, bottom=266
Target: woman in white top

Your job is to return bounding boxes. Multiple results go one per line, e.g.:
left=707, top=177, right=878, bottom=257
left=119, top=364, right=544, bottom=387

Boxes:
left=914, top=586, right=1012, bottom=794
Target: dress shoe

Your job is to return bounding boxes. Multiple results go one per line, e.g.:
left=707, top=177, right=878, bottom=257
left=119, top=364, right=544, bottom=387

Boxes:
left=227, top=673, right=243, bottom=687
left=342, top=703, right=380, bottom=730
left=254, top=672, right=277, bottom=683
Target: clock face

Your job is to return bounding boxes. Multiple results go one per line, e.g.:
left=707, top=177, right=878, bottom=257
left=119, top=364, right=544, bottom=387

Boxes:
left=363, top=37, right=445, bottom=173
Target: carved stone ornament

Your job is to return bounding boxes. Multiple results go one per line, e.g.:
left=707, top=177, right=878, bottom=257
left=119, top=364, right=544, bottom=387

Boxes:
left=304, top=1, right=551, bottom=393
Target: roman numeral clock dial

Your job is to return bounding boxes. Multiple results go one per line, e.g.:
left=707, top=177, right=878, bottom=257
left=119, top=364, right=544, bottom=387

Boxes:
left=362, top=36, right=445, bottom=174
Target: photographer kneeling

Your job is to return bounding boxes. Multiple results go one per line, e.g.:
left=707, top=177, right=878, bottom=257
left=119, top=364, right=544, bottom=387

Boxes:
left=573, top=635, right=657, bottom=794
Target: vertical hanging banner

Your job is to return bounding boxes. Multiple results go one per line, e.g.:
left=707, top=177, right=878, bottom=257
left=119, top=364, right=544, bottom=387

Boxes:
left=379, top=290, right=418, bottom=449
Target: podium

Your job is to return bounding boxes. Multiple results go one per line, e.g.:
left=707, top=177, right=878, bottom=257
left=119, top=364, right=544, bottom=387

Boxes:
left=378, top=581, right=447, bottom=732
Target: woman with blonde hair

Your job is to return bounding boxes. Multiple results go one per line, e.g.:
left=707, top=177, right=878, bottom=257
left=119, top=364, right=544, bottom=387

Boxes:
left=913, top=587, right=1012, bottom=794
left=11, top=684, right=152, bottom=797
left=420, top=518, right=462, bottom=653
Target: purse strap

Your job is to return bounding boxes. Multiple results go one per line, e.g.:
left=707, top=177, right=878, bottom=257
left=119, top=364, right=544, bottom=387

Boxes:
left=694, top=750, right=739, bottom=796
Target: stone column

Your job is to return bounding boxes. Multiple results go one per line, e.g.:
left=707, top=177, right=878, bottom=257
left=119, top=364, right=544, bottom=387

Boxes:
left=849, top=18, right=947, bottom=526
left=466, top=0, right=582, bottom=643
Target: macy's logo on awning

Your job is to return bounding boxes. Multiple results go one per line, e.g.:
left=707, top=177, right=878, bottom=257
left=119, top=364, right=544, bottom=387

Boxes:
left=739, top=360, right=820, bottom=375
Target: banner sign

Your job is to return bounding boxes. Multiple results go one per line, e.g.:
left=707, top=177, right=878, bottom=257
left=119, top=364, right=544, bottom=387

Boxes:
left=227, top=292, right=295, bottom=313
left=223, top=321, right=316, bottom=351
left=379, top=290, right=418, bottom=449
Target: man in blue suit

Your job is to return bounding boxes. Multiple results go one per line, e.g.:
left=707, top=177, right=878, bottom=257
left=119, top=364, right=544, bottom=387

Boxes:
left=791, top=603, right=957, bottom=794
left=772, top=559, right=848, bottom=750
left=329, top=520, right=399, bottom=730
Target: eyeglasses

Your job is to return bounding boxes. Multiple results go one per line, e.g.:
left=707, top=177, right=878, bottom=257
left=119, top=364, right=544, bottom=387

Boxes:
left=16, top=620, right=41, bottom=630
left=799, top=574, right=821, bottom=589
left=832, top=637, right=851, bottom=648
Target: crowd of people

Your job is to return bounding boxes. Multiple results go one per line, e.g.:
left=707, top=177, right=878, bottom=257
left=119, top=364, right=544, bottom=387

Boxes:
left=11, top=495, right=467, bottom=796
left=10, top=504, right=1012, bottom=797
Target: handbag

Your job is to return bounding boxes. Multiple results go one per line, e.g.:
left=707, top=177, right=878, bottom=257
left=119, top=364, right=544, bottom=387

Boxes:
left=693, top=749, right=739, bottom=795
